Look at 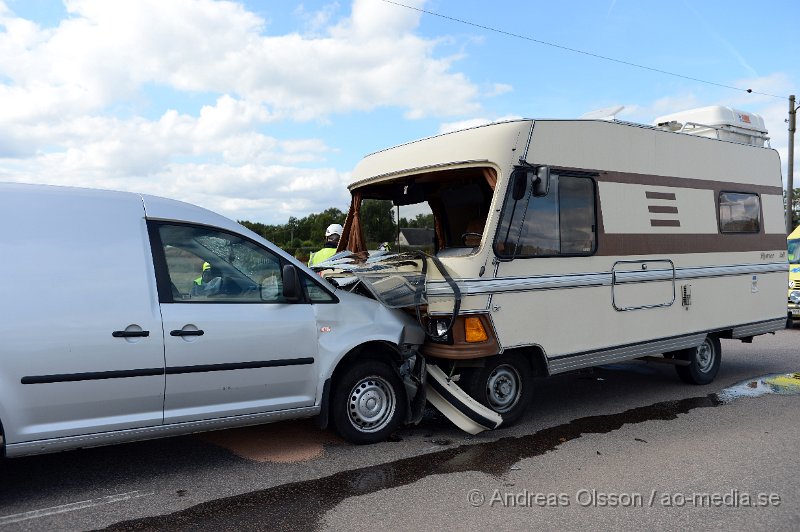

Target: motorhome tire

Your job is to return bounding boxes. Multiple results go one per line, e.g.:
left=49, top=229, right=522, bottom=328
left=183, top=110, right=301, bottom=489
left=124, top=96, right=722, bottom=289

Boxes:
left=462, top=353, right=533, bottom=426
left=330, top=361, right=407, bottom=444
left=674, top=336, right=721, bottom=385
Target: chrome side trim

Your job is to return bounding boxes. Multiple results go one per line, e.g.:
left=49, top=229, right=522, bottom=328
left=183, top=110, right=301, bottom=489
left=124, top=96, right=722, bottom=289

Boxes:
left=547, top=334, right=707, bottom=374
left=4, top=406, right=320, bottom=458
left=732, top=318, right=786, bottom=338
left=426, top=262, right=787, bottom=297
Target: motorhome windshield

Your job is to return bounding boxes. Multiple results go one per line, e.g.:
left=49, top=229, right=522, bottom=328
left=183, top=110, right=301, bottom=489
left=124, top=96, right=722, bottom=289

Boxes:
left=339, top=166, right=497, bottom=255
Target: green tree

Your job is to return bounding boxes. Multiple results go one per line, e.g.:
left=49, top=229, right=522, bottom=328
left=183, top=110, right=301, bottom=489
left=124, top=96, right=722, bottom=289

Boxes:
left=238, top=207, right=346, bottom=252
left=361, top=199, right=396, bottom=244
left=400, top=213, right=434, bottom=229
left=788, top=187, right=800, bottom=229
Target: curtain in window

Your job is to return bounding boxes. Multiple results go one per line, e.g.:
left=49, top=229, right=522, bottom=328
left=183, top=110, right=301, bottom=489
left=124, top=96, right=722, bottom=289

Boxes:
left=338, top=190, right=367, bottom=253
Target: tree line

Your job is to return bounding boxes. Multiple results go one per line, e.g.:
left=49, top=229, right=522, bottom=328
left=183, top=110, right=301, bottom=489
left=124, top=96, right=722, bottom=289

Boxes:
left=239, top=199, right=434, bottom=260
left=788, top=188, right=800, bottom=229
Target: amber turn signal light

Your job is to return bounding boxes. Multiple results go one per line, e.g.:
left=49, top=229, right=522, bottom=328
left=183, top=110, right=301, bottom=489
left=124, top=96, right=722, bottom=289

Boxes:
left=465, top=316, right=488, bottom=343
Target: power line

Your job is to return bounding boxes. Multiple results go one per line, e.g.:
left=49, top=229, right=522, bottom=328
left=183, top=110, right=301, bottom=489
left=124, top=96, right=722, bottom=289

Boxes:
left=379, top=0, right=788, bottom=101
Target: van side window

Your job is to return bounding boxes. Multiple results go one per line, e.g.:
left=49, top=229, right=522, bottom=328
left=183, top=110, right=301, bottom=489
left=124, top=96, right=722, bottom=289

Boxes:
left=303, top=275, right=336, bottom=302
left=494, top=173, right=596, bottom=258
left=155, top=224, right=287, bottom=303
left=718, top=192, right=761, bottom=233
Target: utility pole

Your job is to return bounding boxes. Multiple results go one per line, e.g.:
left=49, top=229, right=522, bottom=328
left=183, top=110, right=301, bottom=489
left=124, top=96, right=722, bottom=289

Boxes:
left=788, top=94, right=796, bottom=233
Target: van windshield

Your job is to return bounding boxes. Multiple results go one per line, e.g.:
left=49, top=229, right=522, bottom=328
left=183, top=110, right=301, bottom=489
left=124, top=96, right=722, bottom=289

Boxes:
left=339, top=167, right=497, bottom=256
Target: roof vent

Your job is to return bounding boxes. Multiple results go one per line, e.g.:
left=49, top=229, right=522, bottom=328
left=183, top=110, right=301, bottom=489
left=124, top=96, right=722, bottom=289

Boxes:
left=653, top=105, right=769, bottom=146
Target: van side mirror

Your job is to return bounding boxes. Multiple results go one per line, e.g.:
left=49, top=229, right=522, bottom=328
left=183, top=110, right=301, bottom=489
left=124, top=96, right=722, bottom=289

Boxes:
left=511, top=170, right=529, bottom=201
left=532, top=166, right=550, bottom=197
left=281, top=264, right=302, bottom=302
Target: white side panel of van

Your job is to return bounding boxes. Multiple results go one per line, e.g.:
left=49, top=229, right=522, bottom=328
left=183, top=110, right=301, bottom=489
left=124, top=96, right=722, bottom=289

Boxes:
left=0, top=184, right=165, bottom=444
left=160, top=302, right=319, bottom=423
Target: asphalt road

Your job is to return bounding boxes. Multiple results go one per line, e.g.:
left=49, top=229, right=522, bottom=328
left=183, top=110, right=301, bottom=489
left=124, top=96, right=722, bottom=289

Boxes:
left=1, top=327, right=799, bottom=531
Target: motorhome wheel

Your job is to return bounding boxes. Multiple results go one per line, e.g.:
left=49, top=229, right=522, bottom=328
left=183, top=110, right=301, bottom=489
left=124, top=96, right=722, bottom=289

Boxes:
left=462, top=352, right=534, bottom=426
left=674, top=336, right=721, bottom=385
left=330, top=361, right=407, bottom=444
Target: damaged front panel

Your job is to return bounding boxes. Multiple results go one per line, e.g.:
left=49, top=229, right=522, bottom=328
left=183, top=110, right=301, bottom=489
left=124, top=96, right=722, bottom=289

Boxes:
left=314, top=251, right=503, bottom=434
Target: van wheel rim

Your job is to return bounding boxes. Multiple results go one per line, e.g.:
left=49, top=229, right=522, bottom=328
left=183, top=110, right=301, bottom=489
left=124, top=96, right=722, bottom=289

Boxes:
left=347, top=376, right=396, bottom=433
left=696, top=341, right=715, bottom=372
left=486, top=365, right=521, bottom=412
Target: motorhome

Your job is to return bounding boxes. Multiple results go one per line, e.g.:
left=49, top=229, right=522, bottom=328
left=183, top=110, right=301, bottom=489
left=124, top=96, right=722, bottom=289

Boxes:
left=788, top=225, right=800, bottom=326
left=316, top=106, right=788, bottom=426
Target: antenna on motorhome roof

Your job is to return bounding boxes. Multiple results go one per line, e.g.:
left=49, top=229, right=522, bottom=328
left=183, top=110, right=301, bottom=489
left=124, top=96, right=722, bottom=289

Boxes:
left=579, top=105, right=625, bottom=121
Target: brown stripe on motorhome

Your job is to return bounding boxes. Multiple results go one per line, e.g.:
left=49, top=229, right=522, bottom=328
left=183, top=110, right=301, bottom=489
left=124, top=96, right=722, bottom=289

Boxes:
left=566, top=166, right=783, bottom=255
left=645, top=191, right=677, bottom=200
left=596, top=233, right=786, bottom=256
left=597, top=170, right=783, bottom=196
left=648, top=205, right=679, bottom=214
left=650, top=219, right=681, bottom=227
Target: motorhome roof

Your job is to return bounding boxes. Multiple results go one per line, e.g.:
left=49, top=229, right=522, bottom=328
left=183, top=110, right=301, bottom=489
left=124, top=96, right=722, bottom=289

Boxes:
left=349, top=115, right=775, bottom=190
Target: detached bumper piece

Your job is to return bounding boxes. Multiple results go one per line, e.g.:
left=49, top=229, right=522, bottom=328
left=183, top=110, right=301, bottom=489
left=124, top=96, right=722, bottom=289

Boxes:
left=425, top=365, right=502, bottom=434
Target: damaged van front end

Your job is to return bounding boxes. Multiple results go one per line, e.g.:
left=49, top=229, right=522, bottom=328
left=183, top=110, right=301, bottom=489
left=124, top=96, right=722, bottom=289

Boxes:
left=313, top=287, right=429, bottom=435
left=310, top=249, right=503, bottom=434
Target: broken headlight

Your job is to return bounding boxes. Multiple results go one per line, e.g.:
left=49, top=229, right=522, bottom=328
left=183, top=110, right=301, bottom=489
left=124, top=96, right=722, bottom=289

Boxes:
left=427, top=318, right=452, bottom=344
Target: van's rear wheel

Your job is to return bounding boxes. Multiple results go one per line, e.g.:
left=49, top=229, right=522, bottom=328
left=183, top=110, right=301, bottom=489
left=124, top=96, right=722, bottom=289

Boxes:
left=674, top=336, right=721, bottom=385
left=462, top=353, right=533, bottom=426
left=330, top=361, right=406, bottom=444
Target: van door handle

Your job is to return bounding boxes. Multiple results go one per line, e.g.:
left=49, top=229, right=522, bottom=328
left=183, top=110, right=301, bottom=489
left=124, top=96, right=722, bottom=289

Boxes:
left=112, top=330, right=150, bottom=338
left=170, top=329, right=205, bottom=337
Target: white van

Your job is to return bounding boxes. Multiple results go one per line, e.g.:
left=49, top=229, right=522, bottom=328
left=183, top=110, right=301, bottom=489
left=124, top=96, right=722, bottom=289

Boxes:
left=0, top=183, right=425, bottom=457
left=317, top=107, right=788, bottom=426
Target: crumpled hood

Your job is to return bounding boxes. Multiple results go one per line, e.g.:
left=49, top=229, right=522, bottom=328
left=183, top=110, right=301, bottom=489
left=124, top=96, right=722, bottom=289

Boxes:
left=313, top=251, right=428, bottom=309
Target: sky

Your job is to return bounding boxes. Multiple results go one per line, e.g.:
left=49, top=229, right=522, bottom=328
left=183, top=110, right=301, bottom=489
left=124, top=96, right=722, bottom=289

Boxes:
left=0, top=0, right=797, bottom=224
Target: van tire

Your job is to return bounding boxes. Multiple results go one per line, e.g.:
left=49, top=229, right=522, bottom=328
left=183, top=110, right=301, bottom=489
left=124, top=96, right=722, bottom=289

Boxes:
left=330, top=361, right=406, bottom=444
left=461, top=352, right=533, bottom=426
left=674, top=336, right=721, bottom=385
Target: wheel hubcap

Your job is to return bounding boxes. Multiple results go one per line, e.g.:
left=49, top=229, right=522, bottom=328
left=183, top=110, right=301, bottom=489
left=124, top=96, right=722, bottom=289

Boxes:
left=485, top=365, right=521, bottom=413
left=696, top=341, right=715, bottom=372
left=347, top=376, right=396, bottom=433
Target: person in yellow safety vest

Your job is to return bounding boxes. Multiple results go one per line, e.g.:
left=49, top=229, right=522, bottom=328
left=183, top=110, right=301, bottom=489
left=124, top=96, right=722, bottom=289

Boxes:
left=191, top=261, right=222, bottom=296
left=309, top=223, right=342, bottom=266
left=193, top=262, right=211, bottom=287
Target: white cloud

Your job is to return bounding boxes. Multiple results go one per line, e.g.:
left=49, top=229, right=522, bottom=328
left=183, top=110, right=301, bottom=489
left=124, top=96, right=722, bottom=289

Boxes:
left=486, top=83, right=513, bottom=97
left=0, top=0, right=485, bottom=223
left=619, top=94, right=703, bottom=124
left=0, top=0, right=480, bottom=122
left=294, top=2, right=341, bottom=35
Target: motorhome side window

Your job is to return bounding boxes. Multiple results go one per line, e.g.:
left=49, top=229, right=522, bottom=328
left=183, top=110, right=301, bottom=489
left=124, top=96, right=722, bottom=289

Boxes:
left=494, top=172, right=596, bottom=258
left=155, top=224, right=288, bottom=303
left=718, top=192, right=761, bottom=233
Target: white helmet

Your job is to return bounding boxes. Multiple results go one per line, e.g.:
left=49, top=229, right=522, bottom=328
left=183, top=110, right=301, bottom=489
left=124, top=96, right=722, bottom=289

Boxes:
left=325, top=223, right=343, bottom=238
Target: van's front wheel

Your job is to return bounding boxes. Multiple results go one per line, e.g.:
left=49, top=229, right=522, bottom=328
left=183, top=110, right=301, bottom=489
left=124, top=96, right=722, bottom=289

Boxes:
left=674, top=336, right=721, bottom=385
left=330, top=361, right=406, bottom=444
left=462, top=353, right=533, bottom=426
